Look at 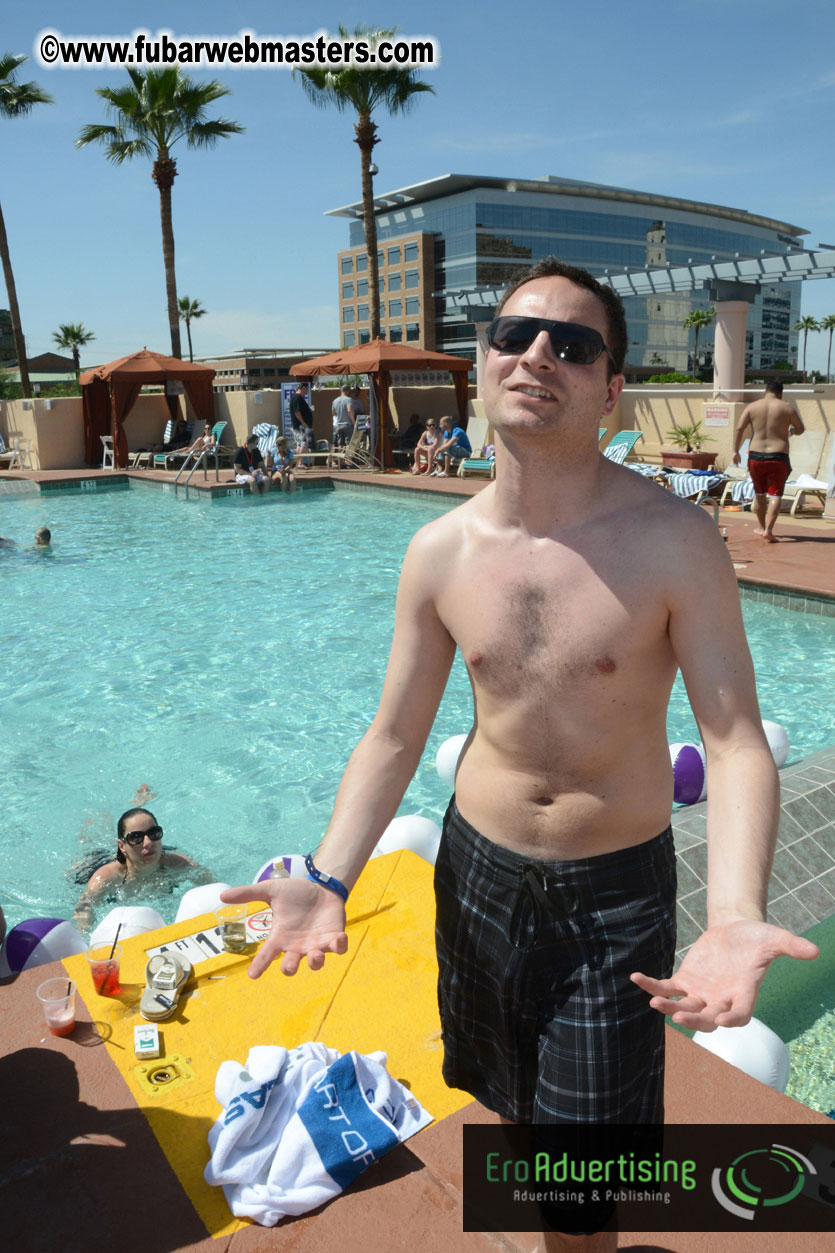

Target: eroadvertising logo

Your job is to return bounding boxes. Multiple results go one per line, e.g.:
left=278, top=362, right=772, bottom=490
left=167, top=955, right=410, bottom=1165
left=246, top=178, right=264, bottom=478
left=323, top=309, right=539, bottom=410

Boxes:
left=463, top=1125, right=835, bottom=1233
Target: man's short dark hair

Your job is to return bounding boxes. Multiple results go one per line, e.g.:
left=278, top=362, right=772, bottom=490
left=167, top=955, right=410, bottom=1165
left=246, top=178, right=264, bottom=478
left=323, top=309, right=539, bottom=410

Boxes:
left=496, top=256, right=627, bottom=377
left=765, top=380, right=784, bottom=396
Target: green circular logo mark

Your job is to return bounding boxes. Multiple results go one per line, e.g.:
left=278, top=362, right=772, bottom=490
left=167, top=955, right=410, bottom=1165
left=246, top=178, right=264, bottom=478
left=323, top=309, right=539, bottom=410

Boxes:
left=712, top=1144, right=815, bottom=1220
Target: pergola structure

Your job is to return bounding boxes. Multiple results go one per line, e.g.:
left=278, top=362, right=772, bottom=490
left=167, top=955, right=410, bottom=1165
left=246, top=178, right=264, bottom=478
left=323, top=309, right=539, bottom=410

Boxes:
left=448, top=247, right=835, bottom=397
left=79, top=350, right=216, bottom=469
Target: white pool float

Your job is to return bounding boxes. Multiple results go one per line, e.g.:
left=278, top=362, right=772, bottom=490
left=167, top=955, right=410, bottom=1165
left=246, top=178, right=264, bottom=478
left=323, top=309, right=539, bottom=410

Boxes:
left=90, top=905, right=166, bottom=946
left=372, top=815, right=442, bottom=865
left=175, top=884, right=232, bottom=924
left=435, top=734, right=468, bottom=789
left=762, top=720, right=790, bottom=768
left=692, top=1016, right=790, bottom=1092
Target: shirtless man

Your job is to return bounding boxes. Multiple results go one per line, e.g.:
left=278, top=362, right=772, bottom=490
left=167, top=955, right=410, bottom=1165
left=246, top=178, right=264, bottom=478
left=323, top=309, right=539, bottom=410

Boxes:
left=222, top=259, right=817, bottom=1250
left=733, top=380, right=804, bottom=542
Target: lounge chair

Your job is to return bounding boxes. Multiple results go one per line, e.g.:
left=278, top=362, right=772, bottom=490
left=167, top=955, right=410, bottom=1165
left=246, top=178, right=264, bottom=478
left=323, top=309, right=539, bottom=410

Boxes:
left=602, top=430, right=643, bottom=464
left=151, top=421, right=194, bottom=472
left=458, top=442, right=496, bottom=479
left=253, top=422, right=279, bottom=467
left=0, top=435, right=33, bottom=471
left=663, top=470, right=726, bottom=503
left=598, top=428, right=607, bottom=443
left=328, top=423, right=372, bottom=471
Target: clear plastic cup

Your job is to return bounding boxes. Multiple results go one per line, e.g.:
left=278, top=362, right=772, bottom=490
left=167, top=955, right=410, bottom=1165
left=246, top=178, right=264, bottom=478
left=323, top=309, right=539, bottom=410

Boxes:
left=214, top=904, right=248, bottom=953
left=86, top=943, right=122, bottom=996
left=36, top=976, right=77, bottom=1037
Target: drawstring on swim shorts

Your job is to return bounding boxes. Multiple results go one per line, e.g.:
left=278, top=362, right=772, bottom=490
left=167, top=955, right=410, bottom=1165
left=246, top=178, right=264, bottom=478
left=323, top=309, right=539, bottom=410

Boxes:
left=510, top=864, right=579, bottom=949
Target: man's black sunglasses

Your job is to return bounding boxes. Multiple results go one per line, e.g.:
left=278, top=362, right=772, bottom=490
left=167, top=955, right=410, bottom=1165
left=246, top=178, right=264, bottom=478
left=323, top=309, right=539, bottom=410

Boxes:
left=487, top=316, right=617, bottom=368
left=121, top=825, right=164, bottom=846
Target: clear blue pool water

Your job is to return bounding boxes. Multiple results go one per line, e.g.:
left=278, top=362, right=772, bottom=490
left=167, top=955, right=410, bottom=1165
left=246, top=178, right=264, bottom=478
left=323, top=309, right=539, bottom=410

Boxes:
left=1, top=483, right=834, bottom=934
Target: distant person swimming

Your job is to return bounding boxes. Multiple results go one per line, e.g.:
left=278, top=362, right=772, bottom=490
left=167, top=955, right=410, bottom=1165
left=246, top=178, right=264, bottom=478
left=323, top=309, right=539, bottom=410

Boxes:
left=73, top=802, right=212, bottom=931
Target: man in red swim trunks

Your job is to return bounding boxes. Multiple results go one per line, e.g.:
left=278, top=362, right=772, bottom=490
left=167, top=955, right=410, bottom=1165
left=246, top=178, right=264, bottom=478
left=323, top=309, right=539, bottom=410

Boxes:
left=733, top=380, right=804, bottom=542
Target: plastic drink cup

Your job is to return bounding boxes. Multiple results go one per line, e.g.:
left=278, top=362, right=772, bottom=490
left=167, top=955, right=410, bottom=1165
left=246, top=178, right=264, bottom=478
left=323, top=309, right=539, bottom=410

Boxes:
left=86, top=943, right=123, bottom=996
left=36, top=977, right=77, bottom=1037
left=214, top=904, right=248, bottom=953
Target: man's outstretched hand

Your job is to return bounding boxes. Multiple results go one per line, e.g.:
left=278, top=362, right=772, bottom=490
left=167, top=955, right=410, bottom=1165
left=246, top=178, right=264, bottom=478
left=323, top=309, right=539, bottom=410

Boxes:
left=631, top=919, right=818, bottom=1031
left=220, top=879, right=348, bottom=979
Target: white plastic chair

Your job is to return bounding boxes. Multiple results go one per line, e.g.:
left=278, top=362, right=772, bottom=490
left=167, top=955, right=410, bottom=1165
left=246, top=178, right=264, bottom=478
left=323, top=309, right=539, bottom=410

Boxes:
left=100, top=435, right=115, bottom=469
left=0, top=436, right=33, bottom=470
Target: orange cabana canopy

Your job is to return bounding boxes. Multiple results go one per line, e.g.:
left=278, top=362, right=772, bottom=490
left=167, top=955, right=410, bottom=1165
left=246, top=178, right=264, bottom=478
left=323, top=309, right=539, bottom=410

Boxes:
left=290, top=339, right=473, bottom=469
left=79, top=350, right=216, bottom=469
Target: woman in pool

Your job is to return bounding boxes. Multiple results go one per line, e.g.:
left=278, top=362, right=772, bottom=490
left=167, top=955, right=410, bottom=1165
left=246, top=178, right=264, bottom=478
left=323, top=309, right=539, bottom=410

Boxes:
left=73, top=806, right=211, bottom=930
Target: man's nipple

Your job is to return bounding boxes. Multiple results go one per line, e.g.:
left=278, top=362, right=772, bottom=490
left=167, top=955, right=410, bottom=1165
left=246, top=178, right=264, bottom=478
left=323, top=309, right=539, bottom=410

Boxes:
left=594, top=655, right=616, bottom=674
left=469, top=651, right=484, bottom=668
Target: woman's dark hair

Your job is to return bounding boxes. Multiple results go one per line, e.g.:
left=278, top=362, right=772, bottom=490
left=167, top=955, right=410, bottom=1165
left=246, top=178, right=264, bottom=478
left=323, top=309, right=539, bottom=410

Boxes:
left=116, top=807, right=158, bottom=864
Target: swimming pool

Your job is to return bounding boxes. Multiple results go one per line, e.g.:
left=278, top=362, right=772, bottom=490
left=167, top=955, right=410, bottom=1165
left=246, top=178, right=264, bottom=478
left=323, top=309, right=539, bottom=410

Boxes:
left=1, top=483, right=834, bottom=934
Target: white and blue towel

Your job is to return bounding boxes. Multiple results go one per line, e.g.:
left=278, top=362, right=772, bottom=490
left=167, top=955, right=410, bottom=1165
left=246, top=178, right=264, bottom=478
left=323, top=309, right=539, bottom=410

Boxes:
left=204, top=1042, right=432, bottom=1226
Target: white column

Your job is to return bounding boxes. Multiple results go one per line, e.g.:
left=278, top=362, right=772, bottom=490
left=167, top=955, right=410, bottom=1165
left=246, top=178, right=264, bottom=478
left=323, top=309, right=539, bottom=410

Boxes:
left=712, top=301, right=749, bottom=401
left=475, top=326, right=489, bottom=398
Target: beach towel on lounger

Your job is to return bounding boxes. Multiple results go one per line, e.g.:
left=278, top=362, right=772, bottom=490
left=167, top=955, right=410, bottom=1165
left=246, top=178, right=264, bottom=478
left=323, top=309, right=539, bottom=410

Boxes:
left=204, top=1042, right=432, bottom=1225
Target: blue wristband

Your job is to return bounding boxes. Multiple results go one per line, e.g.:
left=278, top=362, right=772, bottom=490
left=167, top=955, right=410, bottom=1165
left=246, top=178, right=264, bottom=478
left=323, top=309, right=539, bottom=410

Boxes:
left=304, top=853, right=349, bottom=902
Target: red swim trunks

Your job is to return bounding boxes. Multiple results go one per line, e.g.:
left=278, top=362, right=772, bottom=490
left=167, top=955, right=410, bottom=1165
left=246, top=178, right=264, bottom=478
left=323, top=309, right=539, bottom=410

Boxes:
left=748, top=453, right=791, bottom=497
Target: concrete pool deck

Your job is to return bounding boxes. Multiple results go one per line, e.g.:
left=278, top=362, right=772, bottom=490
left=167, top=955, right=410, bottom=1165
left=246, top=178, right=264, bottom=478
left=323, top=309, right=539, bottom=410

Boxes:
left=1, top=464, right=834, bottom=1249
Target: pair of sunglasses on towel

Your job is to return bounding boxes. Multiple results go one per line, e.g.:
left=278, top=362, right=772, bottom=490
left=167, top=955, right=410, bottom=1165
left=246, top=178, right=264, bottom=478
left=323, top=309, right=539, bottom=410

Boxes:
left=487, top=316, right=616, bottom=368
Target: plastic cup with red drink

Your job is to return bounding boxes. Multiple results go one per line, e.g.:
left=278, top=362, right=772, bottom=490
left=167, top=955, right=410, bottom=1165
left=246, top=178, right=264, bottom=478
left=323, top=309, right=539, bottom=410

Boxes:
left=86, top=942, right=123, bottom=996
left=37, top=976, right=77, bottom=1036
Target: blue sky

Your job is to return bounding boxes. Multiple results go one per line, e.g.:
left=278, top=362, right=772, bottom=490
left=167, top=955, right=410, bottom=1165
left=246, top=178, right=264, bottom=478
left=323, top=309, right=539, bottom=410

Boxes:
left=4, top=0, right=835, bottom=372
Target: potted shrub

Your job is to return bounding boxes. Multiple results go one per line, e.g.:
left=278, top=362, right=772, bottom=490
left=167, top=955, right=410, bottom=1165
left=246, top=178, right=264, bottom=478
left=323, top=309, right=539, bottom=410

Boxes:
left=662, top=420, right=717, bottom=470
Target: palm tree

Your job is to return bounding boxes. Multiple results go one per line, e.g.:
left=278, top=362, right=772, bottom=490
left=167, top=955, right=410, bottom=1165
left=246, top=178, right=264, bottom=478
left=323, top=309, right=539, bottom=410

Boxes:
left=296, top=27, right=434, bottom=340
left=177, top=295, right=205, bottom=362
left=682, top=307, right=716, bottom=380
left=0, top=54, right=53, bottom=399
left=77, top=68, right=242, bottom=359
left=793, top=315, right=819, bottom=379
left=52, top=322, right=95, bottom=375
left=819, top=314, right=835, bottom=381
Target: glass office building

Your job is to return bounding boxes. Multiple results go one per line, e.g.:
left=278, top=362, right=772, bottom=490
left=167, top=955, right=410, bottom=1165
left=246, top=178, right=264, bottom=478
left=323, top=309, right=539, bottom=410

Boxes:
left=329, top=174, right=805, bottom=369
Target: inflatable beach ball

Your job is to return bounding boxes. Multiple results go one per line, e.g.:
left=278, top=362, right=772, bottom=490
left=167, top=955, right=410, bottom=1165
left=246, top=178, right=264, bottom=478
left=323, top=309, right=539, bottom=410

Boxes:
left=90, top=905, right=166, bottom=946
left=669, top=742, right=706, bottom=806
left=372, top=815, right=442, bottom=865
left=435, top=735, right=468, bottom=789
left=762, top=720, right=790, bottom=768
left=0, top=917, right=87, bottom=978
left=253, top=854, right=307, bottom=885
left=692, top=1017, right=790, bottom=1093
left=175, top=885, right=231, bottom=924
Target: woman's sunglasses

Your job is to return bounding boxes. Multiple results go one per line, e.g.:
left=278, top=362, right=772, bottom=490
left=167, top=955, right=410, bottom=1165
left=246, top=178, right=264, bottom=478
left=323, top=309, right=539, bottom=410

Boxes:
left=121, top=825, right=164, bottom=846
left=487, top=316, right=616, bottom=368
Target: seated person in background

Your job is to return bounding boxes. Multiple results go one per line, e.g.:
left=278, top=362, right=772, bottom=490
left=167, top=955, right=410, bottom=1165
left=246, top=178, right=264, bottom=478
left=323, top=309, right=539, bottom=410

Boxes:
left=268, top=435, right=296, bottom=491
left=432, top=414, right=472, bottom=477
left=411, top=419, right=440, bottom=475
left=74, top=806, right=211, bottom=931
left=233, top=433, right=270, bottom=494
left=182, top=421, right=216, bottom=457
left=399, top=415, right=424, bottom=453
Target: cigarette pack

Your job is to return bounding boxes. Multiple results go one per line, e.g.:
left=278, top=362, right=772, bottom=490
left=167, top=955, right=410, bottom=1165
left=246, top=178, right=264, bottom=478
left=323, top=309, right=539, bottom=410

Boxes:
left=134, top=1023, right=160, bottom=1058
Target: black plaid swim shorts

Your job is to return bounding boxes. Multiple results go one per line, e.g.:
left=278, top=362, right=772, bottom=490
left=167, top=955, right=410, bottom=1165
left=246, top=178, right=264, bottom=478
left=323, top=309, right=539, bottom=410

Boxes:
left=434, top=799, right=677, bottom=1124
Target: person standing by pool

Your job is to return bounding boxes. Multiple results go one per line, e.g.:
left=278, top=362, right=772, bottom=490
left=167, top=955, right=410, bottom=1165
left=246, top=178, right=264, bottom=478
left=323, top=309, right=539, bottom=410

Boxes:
left=289, top=382, right=315, bottom=455
left=223, top=258, right=817, bottom=1247
left=331, top=385, right=356, bottom=450
left=732, top=380, right=805, bottom=543
left=74, top=806, right=210, bottom=931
